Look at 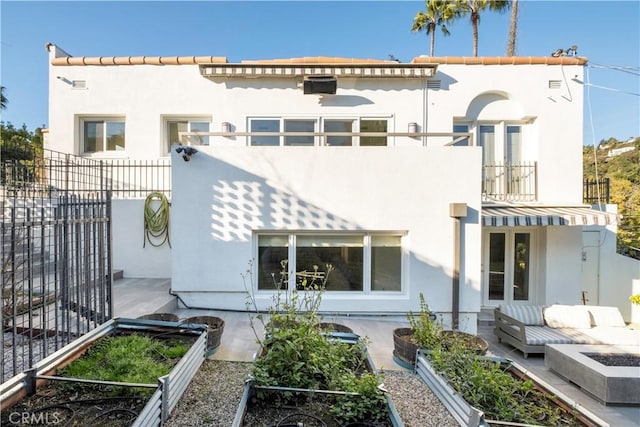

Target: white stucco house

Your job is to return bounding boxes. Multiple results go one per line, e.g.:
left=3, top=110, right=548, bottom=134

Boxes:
left=45, top=43, right=639, bottom=331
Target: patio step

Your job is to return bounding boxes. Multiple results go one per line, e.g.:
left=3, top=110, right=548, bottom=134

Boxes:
left=478, top=308, right=495, bottom=327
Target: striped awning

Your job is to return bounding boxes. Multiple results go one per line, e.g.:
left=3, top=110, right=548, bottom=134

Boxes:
left=482, top=206, right=619, bottom=227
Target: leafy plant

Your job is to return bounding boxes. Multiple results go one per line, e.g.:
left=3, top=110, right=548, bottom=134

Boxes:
left=426, top=338, right=580, bottom=425
left=407, top=292, right=442, bottom=349
left=242, top=259, right=389, bottom=424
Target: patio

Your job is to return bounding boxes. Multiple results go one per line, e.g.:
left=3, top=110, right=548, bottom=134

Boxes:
left=113, top=277, right=640, bottom=427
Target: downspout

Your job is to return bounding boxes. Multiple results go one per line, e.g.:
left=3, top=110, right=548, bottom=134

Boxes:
left=449, top=203, right=468, bottom=330
left=422, top=76, right=428, bottom=146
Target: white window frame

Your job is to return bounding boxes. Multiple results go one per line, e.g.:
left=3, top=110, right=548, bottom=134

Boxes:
left=254, top=231, right=405, bottom=293
left=463, top=120, right=530, bottom=164
left=163, top=116, right=212, bottom=154
left=79, top=116, right=126, bottom=157
left=247, top=116, right=392, bottom=147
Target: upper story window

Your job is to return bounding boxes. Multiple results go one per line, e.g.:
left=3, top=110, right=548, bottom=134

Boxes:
left=165, top=118, right=210, bottom=152
left=324, top=119, right=353, bottom=146
left=455, top=121, right=527, bottom=165
left=249, top=117, right=389, bottom=146
left=479, top=124, right=523, bottom=165
left=82, top=119, right=125, bottom=153
left=284, top=120, right=315, bottom=146
left=360, top=119, right=387, bottom=146
left=452, top=123, right=470, bottom=146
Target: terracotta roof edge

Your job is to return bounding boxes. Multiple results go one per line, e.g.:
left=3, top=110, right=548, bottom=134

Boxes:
left=411, top=56, right=587, bottom=65
left=51, top=56, right=228, bottom=66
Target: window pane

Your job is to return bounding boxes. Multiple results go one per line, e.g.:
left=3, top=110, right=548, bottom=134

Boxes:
left=251, top=119, right=280, bottom=146
left=191, top=121, right=210, bottom=146
left=488, top=233, right=505, bottom=300
left=284, top=120, right=315, bottom=146
left=168, top=121, right=188, bottom=151
left=479, top=125, right=496, bottom=164
left=84, top=121, right=102, bottom=152
left=296, top=235, right=363, bottom=291
left=258, top=235, right=288, bottom=290
left=371, top=235, right=401, bottom=291
left=360, top=120, right=387, bottom=146
left=506, top=125, right=522, bottom=163
left=106, top=121, right=126, bottom=151
left=324, top=120, right=353, bottom=146
left=453, top=124, right=469, bottom=146
left=513, top=233, right=530, bottom=301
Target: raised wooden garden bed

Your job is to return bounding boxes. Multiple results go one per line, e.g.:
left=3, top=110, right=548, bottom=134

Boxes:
left=0, top=317, right=208, bottom=427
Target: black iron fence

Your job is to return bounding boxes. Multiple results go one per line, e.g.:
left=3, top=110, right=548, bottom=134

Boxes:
left=1, top=150, right=113, bottom=382
left=583, top=178, right=610, bottom=205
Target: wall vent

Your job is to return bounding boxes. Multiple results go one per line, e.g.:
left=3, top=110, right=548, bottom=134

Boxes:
left=427, top=79, right=441, bottom=89
left=548, top=80, right=561, bottom=89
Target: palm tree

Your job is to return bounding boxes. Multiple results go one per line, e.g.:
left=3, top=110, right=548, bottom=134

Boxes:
left=0, top=86, right=7, bottom=110
left=412, top=0, right=461, bottom=57
left=506, top=0, right=519, bottom=56
left=459, top=0, right=511, bottom=57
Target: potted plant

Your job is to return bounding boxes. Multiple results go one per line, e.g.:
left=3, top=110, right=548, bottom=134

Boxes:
left=393, top=293, right=488, bottom=367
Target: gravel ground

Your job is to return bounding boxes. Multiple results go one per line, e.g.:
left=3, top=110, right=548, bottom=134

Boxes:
left=166, top=360, right=458, bottom=427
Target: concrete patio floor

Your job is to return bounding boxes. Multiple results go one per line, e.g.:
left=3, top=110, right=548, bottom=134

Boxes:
left=113, top=277, right=640, bottom=427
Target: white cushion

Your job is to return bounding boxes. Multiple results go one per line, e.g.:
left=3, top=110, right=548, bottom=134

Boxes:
left=543, top=305, right=591, bottom=329
left=583, top=327, right=640, bottom=346
left=500, top=305, right=545, bottom=326
left=583, top=306, right=626, bottom=327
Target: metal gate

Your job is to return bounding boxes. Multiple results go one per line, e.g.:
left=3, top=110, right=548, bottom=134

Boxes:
left=1, top=150, right=112, bottom=383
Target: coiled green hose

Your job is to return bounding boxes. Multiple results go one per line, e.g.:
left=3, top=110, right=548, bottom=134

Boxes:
left=143, top=192, right=171, bottom=248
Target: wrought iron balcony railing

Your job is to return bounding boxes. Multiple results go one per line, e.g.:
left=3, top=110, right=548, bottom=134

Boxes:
left=482, top=162, right=538, bottom=202
left=583, top=178, right=610, bottom=204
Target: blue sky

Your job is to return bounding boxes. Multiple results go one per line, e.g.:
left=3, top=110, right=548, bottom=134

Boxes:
left=1, top=0, right=638, bottom=145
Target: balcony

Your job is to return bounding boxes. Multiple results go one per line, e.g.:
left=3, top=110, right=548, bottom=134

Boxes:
left=482, top=162, right=538, bottom=202
left=583, top=178, right=610, bottom=204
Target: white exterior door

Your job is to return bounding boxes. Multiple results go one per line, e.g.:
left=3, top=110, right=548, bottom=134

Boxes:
left=483, top=229, right=536, bottom=306
left=581, top=231, right=601, bottom=305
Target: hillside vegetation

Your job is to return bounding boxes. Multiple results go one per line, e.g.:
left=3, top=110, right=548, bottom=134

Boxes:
left=583, top=137, right=640, bottom=258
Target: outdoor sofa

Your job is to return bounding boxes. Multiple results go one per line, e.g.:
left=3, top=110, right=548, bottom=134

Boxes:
left=494, top=304, right=640, bottom=358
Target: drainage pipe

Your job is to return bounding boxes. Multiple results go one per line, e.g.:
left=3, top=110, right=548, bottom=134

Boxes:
left=449, top=203, right=468, bottom=331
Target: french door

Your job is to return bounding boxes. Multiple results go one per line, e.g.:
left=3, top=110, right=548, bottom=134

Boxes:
left=483, top=230, right=536, bottom=305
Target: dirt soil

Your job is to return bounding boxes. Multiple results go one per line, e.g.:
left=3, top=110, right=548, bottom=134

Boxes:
left=1, top=382, right=150, bottom=427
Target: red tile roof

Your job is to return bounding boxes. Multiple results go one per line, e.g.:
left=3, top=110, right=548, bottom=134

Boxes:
left=50, top=54, right=588, bottom=67
left=411, top=56, right=588, bottom=65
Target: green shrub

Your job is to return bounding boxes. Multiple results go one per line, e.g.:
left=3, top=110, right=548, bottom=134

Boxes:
left=243, top=260, right=389, bottom=424
left=427, top=340, right=579, bottom=425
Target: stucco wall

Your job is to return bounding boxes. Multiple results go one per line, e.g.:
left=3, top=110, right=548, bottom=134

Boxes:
left=427, top=63, right=584, bottom=204
left=544, top=226, right=584, bottom=303
left=170, top=145, right=482, bottom=322
left=47, top=60, right=586, bottom=205
left=112, top=199, right=171, bottom=278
